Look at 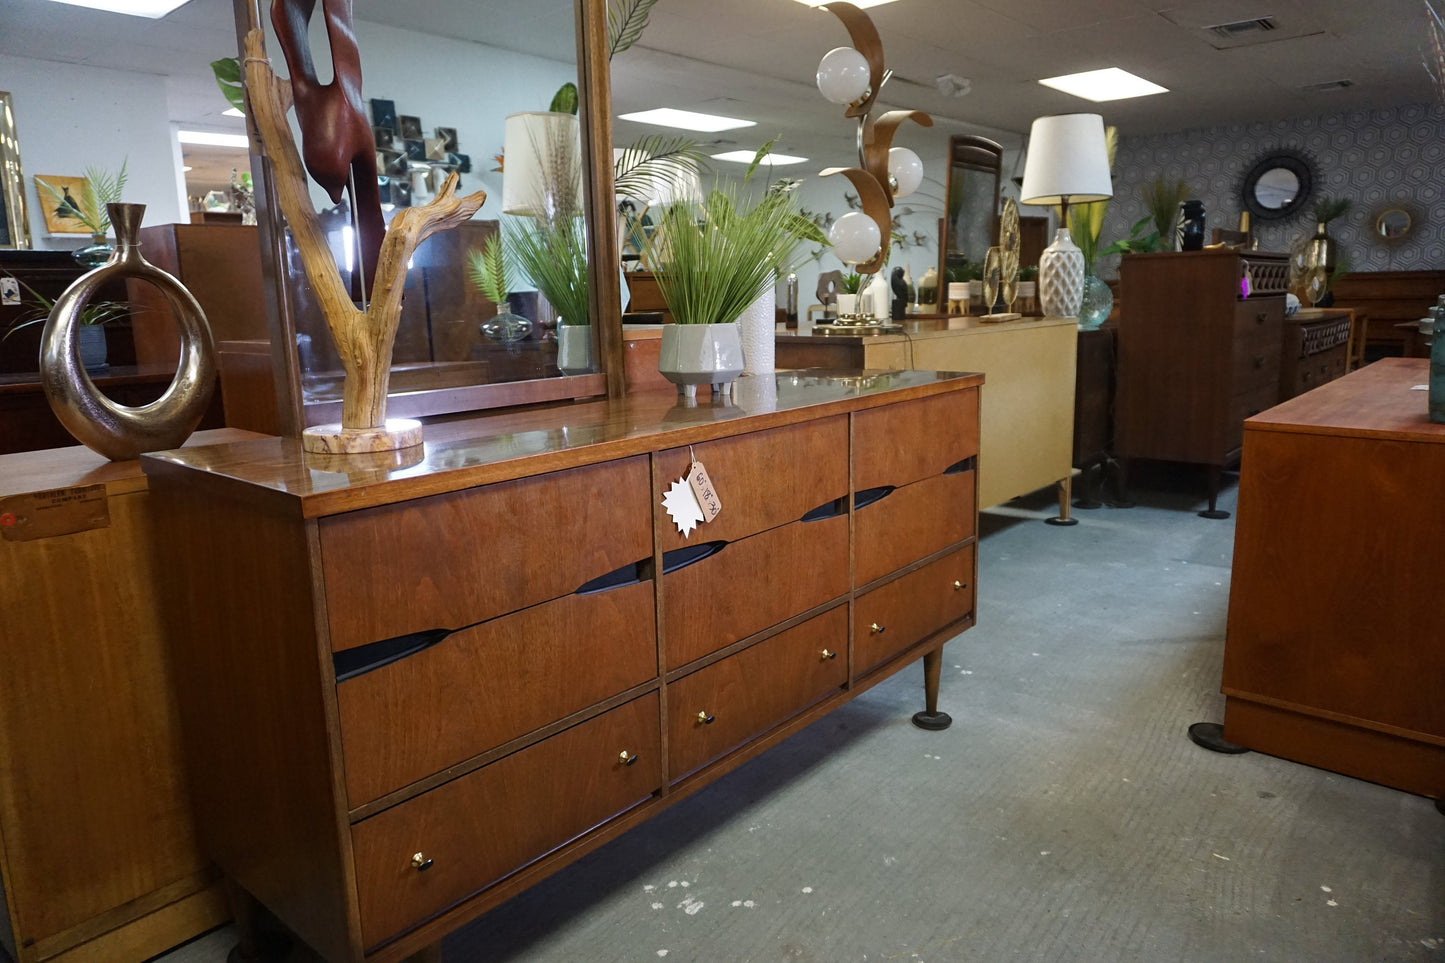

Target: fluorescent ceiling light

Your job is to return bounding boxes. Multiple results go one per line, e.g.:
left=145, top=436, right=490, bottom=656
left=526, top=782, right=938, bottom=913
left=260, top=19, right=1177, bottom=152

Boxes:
left=43, top=0, right=191, bottom=18
left=1038, top=67, right=1168, bottom=102
left=791, top=0, right=899, bottom=7
left=182, top=166, right=193, bottom=172
left=712, top=150, right=808, bottom=166
left=222, top=107, right=245, bottom=118
left=618, top=108, right=755, bottom=133
left=177, top=130, right=250, bottom=148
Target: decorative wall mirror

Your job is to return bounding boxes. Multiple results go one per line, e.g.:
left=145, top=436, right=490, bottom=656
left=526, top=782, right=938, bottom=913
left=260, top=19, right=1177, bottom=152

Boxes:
left=236, top=0, right=619, bottom=434
left=1374, top=206, right=1414, bottom=242
left=1240, top=148, right=1314, bottom=222
left=937, top=134, right=1003, bottom=310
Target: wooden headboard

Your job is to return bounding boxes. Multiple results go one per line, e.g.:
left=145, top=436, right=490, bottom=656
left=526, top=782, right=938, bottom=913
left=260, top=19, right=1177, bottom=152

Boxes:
left=1329, top=270, right=1445, bottom=355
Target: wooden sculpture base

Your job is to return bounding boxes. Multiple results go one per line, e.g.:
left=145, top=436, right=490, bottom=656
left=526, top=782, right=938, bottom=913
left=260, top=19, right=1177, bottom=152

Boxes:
left=302, top=419, right=423, bottom=454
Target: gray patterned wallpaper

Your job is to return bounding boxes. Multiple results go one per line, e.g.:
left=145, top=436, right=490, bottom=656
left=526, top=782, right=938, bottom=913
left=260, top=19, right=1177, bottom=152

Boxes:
left=1097, top=102, right=1445, bottom=279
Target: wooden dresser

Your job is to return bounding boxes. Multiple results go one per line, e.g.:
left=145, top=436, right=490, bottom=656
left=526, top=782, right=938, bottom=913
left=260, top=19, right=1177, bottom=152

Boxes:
left=1221, top=359, right=1443, bottom=801
left=0, top=430, right=259, bottom=963
left=1115, top=249, right=1289, bottom=517
left=142, top=371, right=982, bottom=962
left=1278, top=307, right=1352, bottom=401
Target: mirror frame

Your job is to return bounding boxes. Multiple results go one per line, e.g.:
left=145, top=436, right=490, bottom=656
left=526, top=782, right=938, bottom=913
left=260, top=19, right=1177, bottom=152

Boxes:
left=1240, top=148, right=1314, bottom=223
left=0, top=92, right=32, bottom=251
left=1372, top=204, right=1415, bottom=244
left=937, top=135, right=1003, bottom=312
left=231, top=0, right=619, bottom=436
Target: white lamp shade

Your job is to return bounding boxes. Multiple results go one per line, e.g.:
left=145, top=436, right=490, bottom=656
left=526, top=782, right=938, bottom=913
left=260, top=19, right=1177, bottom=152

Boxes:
left=503, top=111, right=583, bottom=217
left=1018, top=113, right=1113, bottom=206
left=888, top=147, right=923, bottom=199
left=817, top=46, right=870, bottom=105
left=829, top=211, right=881, bottom=264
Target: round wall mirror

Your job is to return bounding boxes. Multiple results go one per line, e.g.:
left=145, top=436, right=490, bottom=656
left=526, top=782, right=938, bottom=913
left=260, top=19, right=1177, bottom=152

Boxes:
left=1240, top=150, right=1315, bottom=221
left=1375, top=208, right=1412, bottom=240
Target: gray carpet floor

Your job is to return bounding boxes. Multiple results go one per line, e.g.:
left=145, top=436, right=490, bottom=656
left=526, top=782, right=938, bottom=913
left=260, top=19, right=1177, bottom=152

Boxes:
left=158, top=472, right=1445, bottom=963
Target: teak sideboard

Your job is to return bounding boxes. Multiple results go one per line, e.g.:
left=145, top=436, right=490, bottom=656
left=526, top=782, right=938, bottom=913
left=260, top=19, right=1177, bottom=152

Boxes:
left=142, top=371, right=983, bottom=962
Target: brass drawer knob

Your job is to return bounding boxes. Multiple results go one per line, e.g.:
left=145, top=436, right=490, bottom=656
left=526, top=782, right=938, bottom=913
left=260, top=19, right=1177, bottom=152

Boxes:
left=697, top=710, right=716, bottom=725
left=411, top=852, right=434, bottom=872
left=1256, top=312, right=1267, bottom=323
left=1254, top=355, right=1265, bottom=368
left=821, top=649, right=837, bottom=660
left=953, top=580, right=966, bottom=591
left=869, top=622, right=885, bottom=634
left=619, top=750, right=639, bottom=766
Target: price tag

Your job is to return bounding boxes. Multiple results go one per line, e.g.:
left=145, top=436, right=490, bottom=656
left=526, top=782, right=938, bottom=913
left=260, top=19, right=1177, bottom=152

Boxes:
left=687, top=460, right=721, bottom=523
left=0, top=485, right=109, bottom=541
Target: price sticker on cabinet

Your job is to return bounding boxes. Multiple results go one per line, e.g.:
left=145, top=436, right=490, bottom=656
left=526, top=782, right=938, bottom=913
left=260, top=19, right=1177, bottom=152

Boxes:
left=687, top=461, right=722, bottom=523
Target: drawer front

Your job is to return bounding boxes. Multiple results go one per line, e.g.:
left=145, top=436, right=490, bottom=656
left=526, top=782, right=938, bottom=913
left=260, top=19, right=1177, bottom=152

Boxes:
left=667, top=607, right=848, bottom=778
left=1227, top=384, right=1281, bottom=453
left=1233, top=298, right=1283, bottom=339
left=337, top=580, right=657, bottom=805
left=351, top=693, right=661, bottom=949
left=664, top=514, right=848, bottom=669
left=1230, top=331, right=1280, bottom=394
left=854, top=470, right=976, bottom=587
left=853, top=389, right=980, bottom=491
left=854, top=545, right=976, bottom=676
left=320, top=457, right=651, bottom=651
left=1286, top=345, right=1347, bottom=399
left=656, top=417, right=848, bottom=550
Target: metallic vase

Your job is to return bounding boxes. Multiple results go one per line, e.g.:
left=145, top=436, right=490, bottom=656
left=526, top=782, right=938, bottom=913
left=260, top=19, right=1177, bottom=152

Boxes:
left=41, top=203, right=217, bottom=461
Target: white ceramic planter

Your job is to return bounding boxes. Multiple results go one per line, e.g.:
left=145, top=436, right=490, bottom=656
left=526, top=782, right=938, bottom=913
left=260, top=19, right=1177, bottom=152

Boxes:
left=556, top=324, right=593, bottom=375
left=658, top=322, right=745, bottom=400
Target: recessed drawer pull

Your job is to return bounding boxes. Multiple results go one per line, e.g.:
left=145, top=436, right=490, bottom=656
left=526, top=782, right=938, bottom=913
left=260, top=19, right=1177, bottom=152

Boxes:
left=821, top=648, right=837, bottom=660
left=953, top=580, right=966, bottom=591
left=618, top=750, right=639, bottom=766
left=411, top=852, right=433, bottom=872
left=1253, top=355, right=1265, bottom=368
left=696, top=710, right=715, bottom=725
left=869, top=622, right=886, bottom=635
left=1256, top=312, right=1268, bottom=323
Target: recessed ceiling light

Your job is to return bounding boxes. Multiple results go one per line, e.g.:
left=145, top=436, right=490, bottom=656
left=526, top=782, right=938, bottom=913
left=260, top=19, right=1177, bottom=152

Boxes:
left=791, top=0, right=899, bottom=7
left=1038, top=67, right=1168, bottom=102
left=43, top=0, right=192, bottom=19
left=222, top=107, right=245, bottom=118
left=711, top=150, right=808, bottom=166
left=177, top=130, right=250, bottom=148
left=618, top=108, right=756, bottom=133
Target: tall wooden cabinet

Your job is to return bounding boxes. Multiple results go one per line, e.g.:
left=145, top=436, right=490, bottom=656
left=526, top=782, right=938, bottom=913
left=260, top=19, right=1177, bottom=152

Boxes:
left=142, top=372, right=982, bottom=963
left=1115, top=249, right=1289, bottom=516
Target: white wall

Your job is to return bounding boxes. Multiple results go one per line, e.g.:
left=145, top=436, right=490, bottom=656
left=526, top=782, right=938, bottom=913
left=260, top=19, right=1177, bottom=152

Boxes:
left=0, top=54, right=184, bottom=250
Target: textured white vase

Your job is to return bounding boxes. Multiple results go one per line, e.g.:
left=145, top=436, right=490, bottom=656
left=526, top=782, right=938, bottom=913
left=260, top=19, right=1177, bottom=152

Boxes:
left=738, top=284, right=776, bottom=375
left=1038, top=228, right=1085, bottom=318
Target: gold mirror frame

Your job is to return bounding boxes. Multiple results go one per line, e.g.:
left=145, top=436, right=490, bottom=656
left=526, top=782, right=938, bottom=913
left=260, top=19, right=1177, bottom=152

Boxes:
left=231, top=0, right=619, bottom=436
left=1373, top=206, right=1414, bottom=242
left=0, top=91, right=32, bottom=251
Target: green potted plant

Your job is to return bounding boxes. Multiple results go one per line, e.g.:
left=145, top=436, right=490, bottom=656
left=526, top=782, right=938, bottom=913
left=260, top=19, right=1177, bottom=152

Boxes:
left=504, top=214, right=592, bottom=373
left=466, top=235, right=533, bottom=345
left=642, top=149, right=819, bottom=397
left=2, top=276, right=132, bottom=372
left=1142, top=175, right=1190, bottom=252
left=36, top=161, right=128, bottom=268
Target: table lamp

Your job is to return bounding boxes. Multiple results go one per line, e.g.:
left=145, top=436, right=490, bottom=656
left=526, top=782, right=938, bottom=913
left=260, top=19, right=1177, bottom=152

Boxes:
left=1019, top=113, right=1112, bottom=318
left=502, top=111, right=582, bottom=220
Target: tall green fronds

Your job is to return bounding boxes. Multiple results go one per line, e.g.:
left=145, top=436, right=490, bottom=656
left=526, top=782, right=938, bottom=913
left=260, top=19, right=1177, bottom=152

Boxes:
left=608, top=0, right=660, bottom=59
left=641, top=180, right=812, bottom=326
left=1142, top=175, right=1189, bottom=251
left=2, top=274, right=132, bottom=342
left=1312, top=195, right=1352, bottom=224
left=505, top=216, right=590, bottom=326
left=466, top=235, right=511, bottom=305
left=614, top=135, right=708, bottom=205
left=37, top=160, right=128, bottom=235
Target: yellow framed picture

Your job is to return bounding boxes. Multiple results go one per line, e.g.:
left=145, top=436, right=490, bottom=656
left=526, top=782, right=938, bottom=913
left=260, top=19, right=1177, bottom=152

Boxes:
left=34, top=174, right=91, bottom=235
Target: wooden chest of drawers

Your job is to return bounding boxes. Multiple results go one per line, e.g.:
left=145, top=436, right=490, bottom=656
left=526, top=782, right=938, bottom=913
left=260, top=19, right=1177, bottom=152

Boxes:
left=143, top=372, right=981, bottom=962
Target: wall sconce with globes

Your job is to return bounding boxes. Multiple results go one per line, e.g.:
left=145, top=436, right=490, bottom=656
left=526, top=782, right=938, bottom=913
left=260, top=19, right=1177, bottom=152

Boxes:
left=814, top=1, right=932, bottom=279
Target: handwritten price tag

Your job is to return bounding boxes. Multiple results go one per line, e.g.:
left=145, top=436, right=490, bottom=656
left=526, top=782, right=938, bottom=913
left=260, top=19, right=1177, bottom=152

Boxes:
left=687, top=461, right=722, bottom=523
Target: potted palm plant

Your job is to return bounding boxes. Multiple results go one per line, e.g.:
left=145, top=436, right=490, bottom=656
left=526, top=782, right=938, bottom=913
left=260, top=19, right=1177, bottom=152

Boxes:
left=2, top=277, right=131, bottom=372
left=642, top=159, right=820, bottom=398
left=36, top=161, right=128, bottom=268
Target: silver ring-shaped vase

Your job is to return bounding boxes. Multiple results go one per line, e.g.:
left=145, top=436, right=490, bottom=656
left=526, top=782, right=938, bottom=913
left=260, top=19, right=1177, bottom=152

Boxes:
left=41, top=203, right=217, bottom=461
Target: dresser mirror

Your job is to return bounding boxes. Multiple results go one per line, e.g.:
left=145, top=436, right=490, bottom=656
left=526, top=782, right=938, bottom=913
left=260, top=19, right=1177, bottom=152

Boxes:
left=236, top=0, right=617, bottom=430
left=938, top=135, right=1003, bottom=311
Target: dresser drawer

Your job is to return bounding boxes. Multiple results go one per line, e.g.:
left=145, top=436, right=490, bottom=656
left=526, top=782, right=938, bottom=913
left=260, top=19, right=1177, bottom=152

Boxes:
left=1227, top=384, right=1281, bottom=453
left=319, top=457, right=651, bottom=651
left=854, top=469, right=976, bottom=587
left=667, top=607, right=847, bottom=779
left=336, top=579, right=657, bottom=805
left=1230, top=333, right=1281, bottom=394
left=854, top=389, right=980, bottom=491
left=351, top=692, right=661, bottom=950
left=854, top=545, right=976, bottom=676
left=664, top=513, right=848, bottom=669
left=1233, top=298, right=1283, bottom=338
left=656, top=417, right=848, bottom=550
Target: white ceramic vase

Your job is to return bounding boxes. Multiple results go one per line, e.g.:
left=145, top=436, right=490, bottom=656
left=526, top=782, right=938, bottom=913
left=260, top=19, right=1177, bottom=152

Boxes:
left=556, top=323, right=592, bottom=375
left=658, top=322, right=745, bottom=400
left=738, top=284, right=775, bottom=375
left=1038, top=228, right=1085, bottom=318
left=836, top=293, right=858, bottom=317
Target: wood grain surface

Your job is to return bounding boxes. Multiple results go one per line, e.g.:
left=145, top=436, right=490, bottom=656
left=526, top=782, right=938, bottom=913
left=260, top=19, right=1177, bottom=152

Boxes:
left=853, top=389, right=979, bottom=491
left=854, top=545, right=976, bottom=676
left=854, top=469, right=976, bottom=587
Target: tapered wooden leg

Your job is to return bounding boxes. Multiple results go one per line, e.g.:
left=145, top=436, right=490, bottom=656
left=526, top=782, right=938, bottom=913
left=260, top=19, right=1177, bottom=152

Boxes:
left=225, top=879, right=265, bottom=963
left=1199, top=464, right=1231, bottom=519
left=1046, top=475, right=1079, bottom=526
left=911, top=646, right=952, bottom=730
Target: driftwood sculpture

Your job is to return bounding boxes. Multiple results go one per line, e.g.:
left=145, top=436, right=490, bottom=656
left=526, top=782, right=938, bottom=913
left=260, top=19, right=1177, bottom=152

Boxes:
left=242, top=26, right=485, bottom=452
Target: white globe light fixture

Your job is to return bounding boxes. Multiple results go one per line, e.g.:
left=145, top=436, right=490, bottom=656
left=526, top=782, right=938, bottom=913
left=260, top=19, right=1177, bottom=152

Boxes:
left=887, top=147, right=923, bottom=198
left=816, top=46, right=870, bottom=106
left=828, top=211, right=881, bottom=265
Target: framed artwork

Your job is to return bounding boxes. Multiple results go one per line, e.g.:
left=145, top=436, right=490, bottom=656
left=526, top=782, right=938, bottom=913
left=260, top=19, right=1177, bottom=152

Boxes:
left=369, top=98, right=397, bottom=132
left=34, top=174, right=91, bottom=234
left=398, top=115, right=422, bottom=141
left=0, top=91, right=31, bottom=249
